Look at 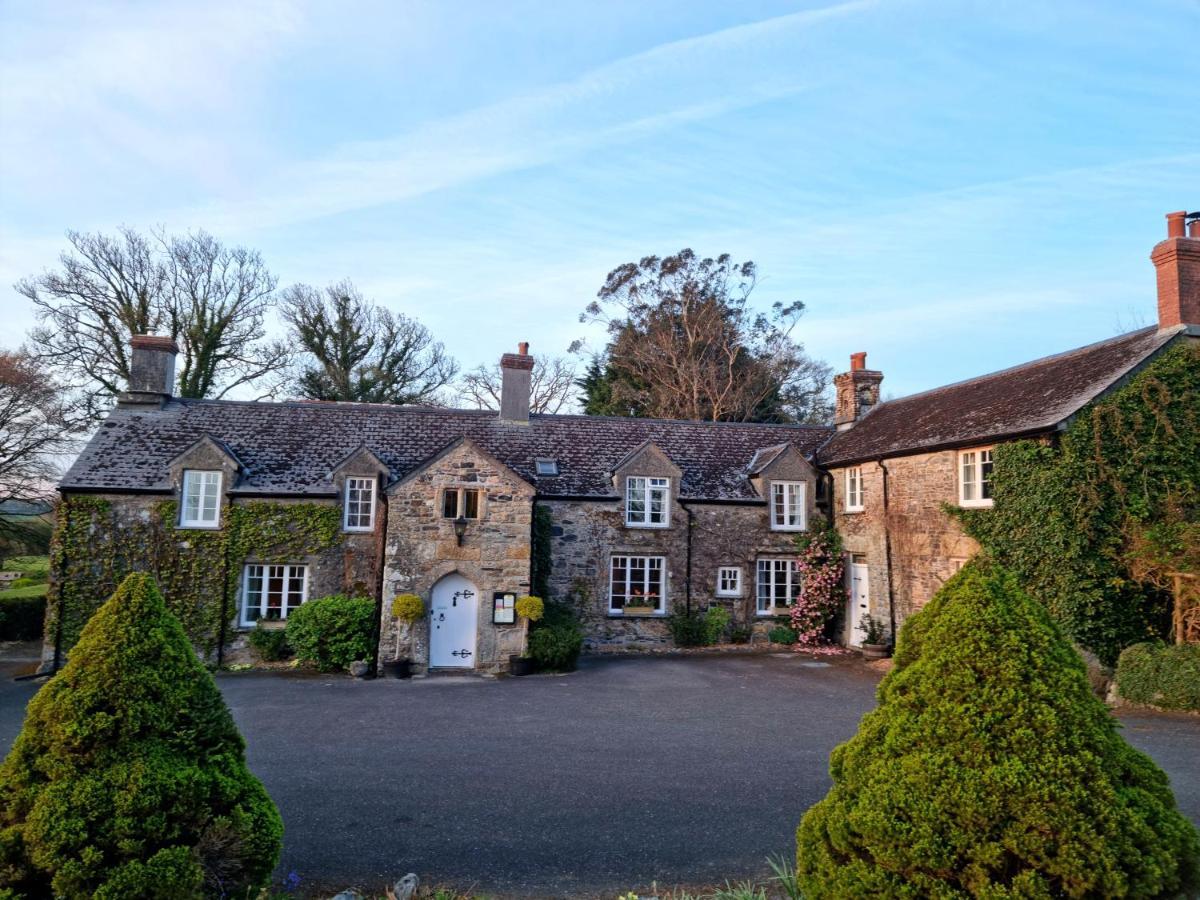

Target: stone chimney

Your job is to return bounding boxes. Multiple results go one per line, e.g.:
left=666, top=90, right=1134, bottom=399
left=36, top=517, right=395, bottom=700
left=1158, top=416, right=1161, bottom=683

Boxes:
left=119, top=334, right=178, bottom=406
left=499, top=341, right=534, bottom=424
left=1151, top=210, right=1200, bottom=329
left=833, top=352, right=883, bottom=431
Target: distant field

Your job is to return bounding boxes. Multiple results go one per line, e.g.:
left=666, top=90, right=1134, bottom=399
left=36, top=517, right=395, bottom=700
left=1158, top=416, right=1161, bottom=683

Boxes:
left=0, top=583, right=49, bottom=600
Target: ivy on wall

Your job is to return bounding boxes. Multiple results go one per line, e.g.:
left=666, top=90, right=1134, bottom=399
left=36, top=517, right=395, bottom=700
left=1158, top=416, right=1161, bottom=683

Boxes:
left=952, top=341, right=1199, bottom=665
left=531, top=504, right=553, bottom=601
left=48, top=498, right=342, bottom=660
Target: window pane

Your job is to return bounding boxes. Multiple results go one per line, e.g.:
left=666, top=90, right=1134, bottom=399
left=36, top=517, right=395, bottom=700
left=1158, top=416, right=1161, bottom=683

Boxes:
left=646, top=558, right=662, bottom=608
left=265, top=565, right=285, bottom=619
left=980, top=450, right=994, bottom=500
left=463, top=489, right=480, bottom=519
left=442, top=490, right=458, bottom=518
left=243, top=566, right=263, bottom=622
left=184, top=473, right=201, bottom=521
left=757, top=560, right=771, bottom=611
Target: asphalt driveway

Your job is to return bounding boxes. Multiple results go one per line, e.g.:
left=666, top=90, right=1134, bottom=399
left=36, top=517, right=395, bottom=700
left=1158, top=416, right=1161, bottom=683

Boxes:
left=2, top=651, right=1198, bottom=897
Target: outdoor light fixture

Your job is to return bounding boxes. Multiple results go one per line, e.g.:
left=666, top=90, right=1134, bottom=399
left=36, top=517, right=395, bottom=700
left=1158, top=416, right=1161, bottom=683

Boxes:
left=453, top=515, right=468, bottom=546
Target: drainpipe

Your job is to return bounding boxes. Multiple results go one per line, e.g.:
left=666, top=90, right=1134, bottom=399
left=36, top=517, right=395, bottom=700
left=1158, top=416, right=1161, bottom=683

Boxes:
left=878, top=459, right=898, bottom=641
left=678, top=499, right=695, bottom=614
left=368, top=485, right=389, bottom=678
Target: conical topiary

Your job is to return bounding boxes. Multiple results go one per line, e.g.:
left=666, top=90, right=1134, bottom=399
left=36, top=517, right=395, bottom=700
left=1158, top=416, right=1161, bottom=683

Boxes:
left=0, top=573, right=282, bottom=899
left=796, top=561, right=1199, bottom=898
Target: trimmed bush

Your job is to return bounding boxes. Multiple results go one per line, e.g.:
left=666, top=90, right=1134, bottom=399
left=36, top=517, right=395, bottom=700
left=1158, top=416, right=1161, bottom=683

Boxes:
left=247, top=624, right=291, bottom=662
left=0, top=573, right=281, bottom=898
left=796, top=562, right=1199, bottom=898
left=1116, top=641, right=1200, bottom=712
left=285, top=594, right=375, bottom=672
left=515, top=595, right=544, bottom=622
left=0, top=594, right=46, bottom=641
left=391, top=593, right=424, bottom=623
left=668, top=607, right=710, bottom=646
left=528, top=601, right=583, bottom=671
left=767, top=624, right=797, bottom=644
left=704, top=606, right=730, bottom=644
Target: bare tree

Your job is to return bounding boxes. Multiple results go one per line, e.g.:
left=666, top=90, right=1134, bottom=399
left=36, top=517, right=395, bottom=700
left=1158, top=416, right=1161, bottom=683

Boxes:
left=161, top=231, right=291, bottom=400
left=282, top=280, right=458, bottom=405
left=0, top=350, right=82, bottom=548
left=17, top=227, right=292, bottom=418
left=579, top=249, right=832, bottom=423
left=458, top=354, right=579, bottom=414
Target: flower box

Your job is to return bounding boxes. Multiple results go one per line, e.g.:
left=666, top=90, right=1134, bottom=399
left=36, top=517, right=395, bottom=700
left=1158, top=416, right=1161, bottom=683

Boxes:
left=622, top=605, right=659, bottom=616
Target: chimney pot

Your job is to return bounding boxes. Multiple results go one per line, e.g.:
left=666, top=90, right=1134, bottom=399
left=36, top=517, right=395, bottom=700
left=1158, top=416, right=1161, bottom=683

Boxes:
left=1151, top=207, right=1200, bottom=330
left=518, top=341, right=529, bottom=355
left=850, top=351, right=867, bottom=371
left=1189, top=217, right=1200, bottom=240
left=1166, top=210, right=1187, bottom=238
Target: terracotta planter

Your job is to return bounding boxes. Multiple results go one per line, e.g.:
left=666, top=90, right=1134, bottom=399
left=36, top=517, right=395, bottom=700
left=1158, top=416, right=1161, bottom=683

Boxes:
left=861, top=643, right=889, bottom=660
left=510, top=655, right=537, bottom=676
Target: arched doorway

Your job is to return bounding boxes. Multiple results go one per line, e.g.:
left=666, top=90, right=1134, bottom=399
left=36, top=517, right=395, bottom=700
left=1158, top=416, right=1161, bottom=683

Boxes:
left=429, top=573, right=478, bottom=668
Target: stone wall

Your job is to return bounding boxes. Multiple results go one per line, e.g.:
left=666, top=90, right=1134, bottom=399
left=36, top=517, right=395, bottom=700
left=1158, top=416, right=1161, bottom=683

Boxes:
left=540, top=493, right=815, bottom=650
left=831, top=450, right=981, bottom=640
left=380, top=441, right=533, bottom=674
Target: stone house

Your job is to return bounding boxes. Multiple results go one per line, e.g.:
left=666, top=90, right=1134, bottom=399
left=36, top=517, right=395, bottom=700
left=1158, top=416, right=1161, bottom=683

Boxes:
left=48, top=209, right=1198, bottom=672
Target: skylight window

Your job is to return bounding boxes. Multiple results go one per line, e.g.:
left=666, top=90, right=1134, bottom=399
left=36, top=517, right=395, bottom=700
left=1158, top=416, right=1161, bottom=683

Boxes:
left=535, top=458, right=559, bottom=476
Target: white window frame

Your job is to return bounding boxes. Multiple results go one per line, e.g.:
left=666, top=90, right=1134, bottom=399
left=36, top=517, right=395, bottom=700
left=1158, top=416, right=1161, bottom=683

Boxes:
left=625, top=476, right=670, bottom=528
left=769, top=481, right=807, bottom=531
left=844, top=467, right=864, bottom=512
left=716, top=566, right=743, bottom=598
left=958, top=448, right=994, bottom=508
left=608, top=554, right=667, bottom=614
left=180, top=470, right=222, bottom=528
left=343, top=476, right=376, bottom=532
left=239, top=563, right=308, bottom=627
left=757, top=557, right=800, bottom=615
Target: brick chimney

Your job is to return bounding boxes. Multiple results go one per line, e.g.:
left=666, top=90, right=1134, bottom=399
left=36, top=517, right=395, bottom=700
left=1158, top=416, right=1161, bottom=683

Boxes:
left=833, top=352, right=883, bottom=431
left=119, top=334, right=178, bottom=407
left=1151, top=210, right=1200, bottom=329
left=499, top=341, right=534, bottom=424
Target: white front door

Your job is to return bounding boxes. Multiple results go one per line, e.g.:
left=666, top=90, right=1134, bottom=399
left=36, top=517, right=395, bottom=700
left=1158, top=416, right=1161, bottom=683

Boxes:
left=847, top=562, right=870, bottom=647
left=429, top=573, right=478, bottom=668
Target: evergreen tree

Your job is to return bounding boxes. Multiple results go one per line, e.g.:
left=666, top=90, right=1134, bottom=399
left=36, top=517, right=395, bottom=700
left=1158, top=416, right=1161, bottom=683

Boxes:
left=796, top=561, right=1199, bottom=898
left=0, top=574, right=282, bottom=898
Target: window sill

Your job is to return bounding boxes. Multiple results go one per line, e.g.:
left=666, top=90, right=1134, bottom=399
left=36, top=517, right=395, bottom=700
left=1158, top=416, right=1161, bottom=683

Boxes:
left=178, top=522, right=222, bottom=531
left=957, top=500, right=994, bottom=509
left=343, top=526, right=374, bottom=533
left=756, top=608, right=793, bottom=617
left=623, top=522, right=671, bottom=530
left=715, top=593, right=743, bottom=599
left=769, top=526, right=806, bottom=533
left=843, top=507, right=864, bottom=514
left=608, top=611, right=667, bottom=618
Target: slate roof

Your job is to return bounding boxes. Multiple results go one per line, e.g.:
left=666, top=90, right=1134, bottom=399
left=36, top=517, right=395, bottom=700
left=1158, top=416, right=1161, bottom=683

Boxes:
left=61, top=401, right=830, bottom=501
left=820, top=325, right=1188, bottom=467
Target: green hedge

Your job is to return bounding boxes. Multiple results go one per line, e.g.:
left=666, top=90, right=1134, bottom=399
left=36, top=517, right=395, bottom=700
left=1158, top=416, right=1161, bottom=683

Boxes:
left=0, top=573, right=281, bottom=897
left=1116, top=642, right=1200, bottom=712
left=285, top=594, right=375, bottom=672
left=528, top=601, right=583, bottom=671
left=0, top=594, right=46, bottom=641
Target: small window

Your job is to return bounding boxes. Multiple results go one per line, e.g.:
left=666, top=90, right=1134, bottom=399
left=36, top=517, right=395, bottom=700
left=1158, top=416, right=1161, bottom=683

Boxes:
left=716, top=566, right=742, bottom=598
left=625, top=476, right=670, bottom=528
left=535, top=458, right=559, bottom=476
left=845, top=467, right=864, bottom=512
left=770, top=481, right=806, bottom=531
left=757, top=558, right=799, bottom=614
left=959, top=448, right=994, bottom=507
left=343, top=477, right=376, bottom=531
left=442, top=487, right=482, bottom=519
left=240, top=564, right=307, bottom=627
left=180, top=470, right=222, bottom=528
left=609, top=555, right=666, bottom=614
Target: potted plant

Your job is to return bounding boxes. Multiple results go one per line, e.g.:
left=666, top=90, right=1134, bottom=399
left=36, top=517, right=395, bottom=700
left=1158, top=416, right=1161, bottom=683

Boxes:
left=622, top=589, right=658, bottom=616
left=510, top=595, right=544, bottom=676
left=859, top=613, right=890, bottom=660
left=385, top=593, right=425, bottom=678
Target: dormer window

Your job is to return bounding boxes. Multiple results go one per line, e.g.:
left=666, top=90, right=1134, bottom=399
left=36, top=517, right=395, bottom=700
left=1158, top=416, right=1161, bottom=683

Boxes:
left=535, top=458, right=559, bottom=477
left=770, top=481, right=807, bottom=531
left=625, top=476, right=669, bottom=528
left=959, top=448, right=994, bottom=507
left=180, top=470, right=222, bottom=528
left=343, top=477, right=376, bottom=531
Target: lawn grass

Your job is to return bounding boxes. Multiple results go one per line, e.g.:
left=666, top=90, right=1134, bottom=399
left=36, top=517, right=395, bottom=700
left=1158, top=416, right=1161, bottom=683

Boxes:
left=0, top=582, right=49, bottom=600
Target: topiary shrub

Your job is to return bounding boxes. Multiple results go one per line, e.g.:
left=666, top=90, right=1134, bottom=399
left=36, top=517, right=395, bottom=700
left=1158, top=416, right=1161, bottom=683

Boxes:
left=247, top=624, right=291, bottom=662
left=285, top=594, right=375, bottom=672
left=515, top=595, right=544, bottom=622
left=528, top=601, right=583, bottom=672
left=796, top=561, right=1199, bottom=898
left=391, top=593, right=424, bottom=624
left=0, top=594, right=46, bottom=641
left=0, top=573, right=282, bottom=898
left=1116, top=641, right=1200, bottom=712
left=703, top=606, right=730, bottom=644
left=668, top=606, right=710, bottom=647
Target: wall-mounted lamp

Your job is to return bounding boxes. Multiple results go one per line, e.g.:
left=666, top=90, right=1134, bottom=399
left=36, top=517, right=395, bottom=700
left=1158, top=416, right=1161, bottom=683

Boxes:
left=453, top=515, right=468, bottom=546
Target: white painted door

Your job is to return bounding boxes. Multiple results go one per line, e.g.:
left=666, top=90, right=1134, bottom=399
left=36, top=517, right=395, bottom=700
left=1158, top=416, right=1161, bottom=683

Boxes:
left=429, top=574, right=478, bottom=668
left=847, top=562, right=870, bottom=648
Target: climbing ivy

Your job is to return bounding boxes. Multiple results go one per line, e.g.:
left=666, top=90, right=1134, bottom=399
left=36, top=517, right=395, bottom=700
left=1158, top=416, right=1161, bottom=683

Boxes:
left=531, top=503, right=553, bottom=601
left=952, top=341, right=1199, bottom=665
left=48, top=497, right=342, bottom=660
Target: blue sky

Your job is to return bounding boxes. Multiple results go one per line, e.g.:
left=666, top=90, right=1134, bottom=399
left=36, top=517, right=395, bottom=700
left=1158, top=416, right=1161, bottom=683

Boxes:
left=1, top=0, right=1196, bottom=399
